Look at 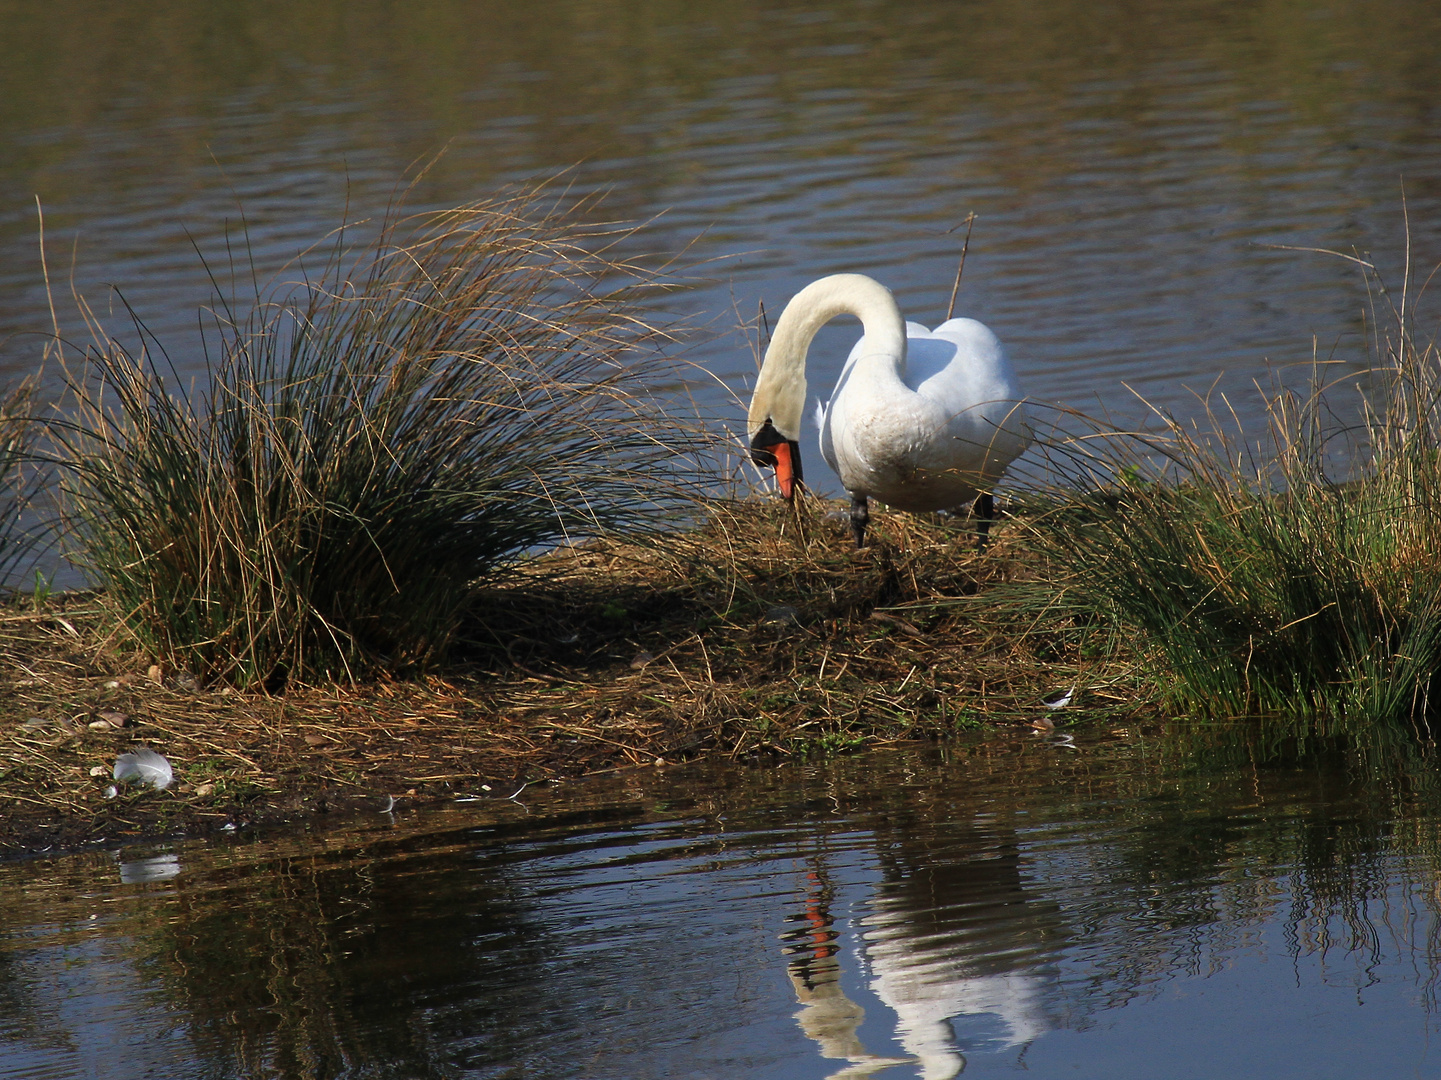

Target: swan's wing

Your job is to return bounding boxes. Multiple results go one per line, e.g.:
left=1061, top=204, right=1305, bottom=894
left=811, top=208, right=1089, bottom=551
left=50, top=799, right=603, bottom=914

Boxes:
left=913, top=319, right=1025, bottom=414
left=910, top=319, right=1032, bottom=470
left=901, top=333, right=959, bottom=390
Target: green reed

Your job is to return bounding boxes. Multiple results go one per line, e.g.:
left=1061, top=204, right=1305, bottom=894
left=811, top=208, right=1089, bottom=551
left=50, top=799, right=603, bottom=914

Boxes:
left=1028, top=247, right=1441, bottom=732
left=51, top=185, right=710, bottom=688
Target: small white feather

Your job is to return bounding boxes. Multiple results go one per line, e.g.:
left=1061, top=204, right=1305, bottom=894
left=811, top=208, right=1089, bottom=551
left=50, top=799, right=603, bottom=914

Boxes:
left=1044, top=686, right=1075, bottom=710
left=113, top=748, right=174, bottom=790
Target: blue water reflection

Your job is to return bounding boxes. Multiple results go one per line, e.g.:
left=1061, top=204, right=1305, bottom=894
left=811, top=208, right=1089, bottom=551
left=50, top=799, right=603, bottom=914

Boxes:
left=3, top=741, right=1440, bottom=1078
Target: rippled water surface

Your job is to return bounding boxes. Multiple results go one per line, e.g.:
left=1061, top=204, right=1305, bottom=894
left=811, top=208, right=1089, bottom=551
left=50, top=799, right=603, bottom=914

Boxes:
left=4, top=0, right=1441, bottom=500
left=4, top=738, right=1441, bottom=1079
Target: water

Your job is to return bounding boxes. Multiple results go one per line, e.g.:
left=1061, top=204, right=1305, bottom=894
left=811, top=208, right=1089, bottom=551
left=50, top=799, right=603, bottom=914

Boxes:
left=4, top=0, right=1441, bottom=507
left=4, top=738, right=1441, bottom=1079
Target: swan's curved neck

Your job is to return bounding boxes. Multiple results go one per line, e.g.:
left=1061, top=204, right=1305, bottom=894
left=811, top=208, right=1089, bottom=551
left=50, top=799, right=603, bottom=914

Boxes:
left=748, top=273, right=906, bottom=439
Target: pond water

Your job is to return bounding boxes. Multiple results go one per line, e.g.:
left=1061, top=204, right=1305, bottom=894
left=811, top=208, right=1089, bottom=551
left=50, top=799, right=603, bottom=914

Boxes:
left=4, top=736, right=1441, bottom=1079
left=4, top=0, right=1441, bottom=505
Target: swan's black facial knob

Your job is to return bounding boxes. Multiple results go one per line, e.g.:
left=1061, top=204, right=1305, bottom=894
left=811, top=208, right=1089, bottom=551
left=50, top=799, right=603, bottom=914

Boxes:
left=749, top=419, right=803, bottom=500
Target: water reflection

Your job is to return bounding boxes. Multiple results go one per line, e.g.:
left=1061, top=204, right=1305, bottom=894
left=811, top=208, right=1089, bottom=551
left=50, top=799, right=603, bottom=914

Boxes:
left=860, top=814, right=1059, bottom=1077
left=787, top=811, right=1062, bottom=1079
left=4, top=740, right=1441, bottom=1078
left=786, top=855, right=913, bottom=1078
left=116, top=851, right=181, bottom=885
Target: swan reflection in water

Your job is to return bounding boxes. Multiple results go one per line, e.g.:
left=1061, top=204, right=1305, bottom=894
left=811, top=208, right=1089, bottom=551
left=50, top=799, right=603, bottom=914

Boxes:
left=785, top=858, right=913, bottom=1078
left=785, top=814, right=1064, bottom=1079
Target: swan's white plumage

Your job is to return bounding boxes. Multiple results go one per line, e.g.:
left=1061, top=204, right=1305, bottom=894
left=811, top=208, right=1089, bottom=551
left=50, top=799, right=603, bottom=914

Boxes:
left=749, top=273, right=1030, bottom=514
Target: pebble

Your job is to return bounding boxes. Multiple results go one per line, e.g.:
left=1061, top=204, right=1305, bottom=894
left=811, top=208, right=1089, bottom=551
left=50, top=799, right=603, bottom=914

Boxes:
left=88, top=765, right=107, bottom=777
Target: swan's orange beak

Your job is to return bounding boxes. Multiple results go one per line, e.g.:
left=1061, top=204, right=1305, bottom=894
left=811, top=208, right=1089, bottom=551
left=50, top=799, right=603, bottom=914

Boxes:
left=771, top=441, right=798, bottom=500
left=749, top=420, right=804, bottom=502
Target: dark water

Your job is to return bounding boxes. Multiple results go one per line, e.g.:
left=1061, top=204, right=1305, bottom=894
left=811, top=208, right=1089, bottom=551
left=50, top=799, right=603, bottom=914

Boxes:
left=4, top=0, right=1441, bottom=502
left=4, top=737, right=1441, bottom=1079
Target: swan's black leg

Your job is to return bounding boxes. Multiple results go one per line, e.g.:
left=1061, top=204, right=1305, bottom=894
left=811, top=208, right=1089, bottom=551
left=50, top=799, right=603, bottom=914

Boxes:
left=849, top=494, right=869, bottom=548
left=974, top=492, right=995, bottom=552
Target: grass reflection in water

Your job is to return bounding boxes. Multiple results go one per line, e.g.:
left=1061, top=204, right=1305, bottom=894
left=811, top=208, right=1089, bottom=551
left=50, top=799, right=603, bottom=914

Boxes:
left=2, top=735, right=1441, bottom=1078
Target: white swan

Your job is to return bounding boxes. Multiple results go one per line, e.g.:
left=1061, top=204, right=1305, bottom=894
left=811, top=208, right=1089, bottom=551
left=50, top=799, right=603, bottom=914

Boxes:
left=748, top=273, right=1030, bottom=547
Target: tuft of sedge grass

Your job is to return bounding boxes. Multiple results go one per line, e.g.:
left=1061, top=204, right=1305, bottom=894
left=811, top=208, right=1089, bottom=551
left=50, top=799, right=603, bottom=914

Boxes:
left=47, top=182, right=714, bottom=689
left=1025, top=241, right=1441, bottom=733
left=0, top=377, right=49, bottom=589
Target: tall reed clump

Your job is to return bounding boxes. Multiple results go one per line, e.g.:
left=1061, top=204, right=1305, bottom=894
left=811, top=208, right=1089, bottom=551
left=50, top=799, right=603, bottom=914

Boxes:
left=1027, top=247, right=1441, bottom=733
left=52, top=186, right=709, bottom=688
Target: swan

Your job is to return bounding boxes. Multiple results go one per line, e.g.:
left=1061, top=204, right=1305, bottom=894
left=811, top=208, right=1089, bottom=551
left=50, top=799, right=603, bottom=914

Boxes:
left=747, top=273, right=1030, bottom=547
